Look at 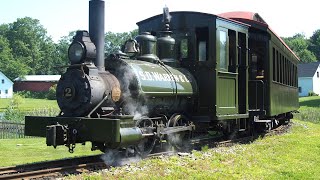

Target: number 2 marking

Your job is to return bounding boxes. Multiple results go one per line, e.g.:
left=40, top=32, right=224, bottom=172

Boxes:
left=64, top=88, right=72, bottom=97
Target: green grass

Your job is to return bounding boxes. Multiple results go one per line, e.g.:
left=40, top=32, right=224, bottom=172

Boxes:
left=295, top=96, right=320, bottom=124
left=0, top=138, right=102, bottom=167
left=1, top=96, right=320, bottom=179
left=0, top=98, right=59, bottom=112
left=299, top=96, right=320, bottom=107
left=66, top=96, right=320, bottom=179
left=66, top=120, right=320, bottom=179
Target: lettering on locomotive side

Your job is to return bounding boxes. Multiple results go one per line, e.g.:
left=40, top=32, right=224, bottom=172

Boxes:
left=137, top=70, right=190, bottom=83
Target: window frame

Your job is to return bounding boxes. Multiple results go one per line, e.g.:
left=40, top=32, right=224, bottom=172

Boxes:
left=218, top=28, right=228, bottom=71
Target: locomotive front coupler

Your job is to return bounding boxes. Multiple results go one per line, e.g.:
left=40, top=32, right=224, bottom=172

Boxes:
left=46, top=123, right=81, bottom=153
left=46, top=123, right=67, bottom=148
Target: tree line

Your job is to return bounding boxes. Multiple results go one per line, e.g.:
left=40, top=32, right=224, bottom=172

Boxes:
left=282, top=32, right=320, bottom=63
left=0, top=17, right=138, bottom=81
left=0, top=16, right=319, bottom=81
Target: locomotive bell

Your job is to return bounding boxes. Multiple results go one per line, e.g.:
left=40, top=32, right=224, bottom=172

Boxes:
left=123, top=39, right=140, bottom=57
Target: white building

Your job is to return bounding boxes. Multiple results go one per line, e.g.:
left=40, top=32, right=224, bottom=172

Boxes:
left=0, top=71, right=13, bottom=98
left=298, top=62, right=320, bottom=97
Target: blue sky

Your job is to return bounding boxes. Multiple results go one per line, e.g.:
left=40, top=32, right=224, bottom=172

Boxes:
left=1, top=0, right=319, bottom=42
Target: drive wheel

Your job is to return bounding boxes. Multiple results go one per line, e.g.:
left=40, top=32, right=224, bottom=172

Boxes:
left=135, top=118, right=156, bottom=157
left=167, top=114, right=191, bottom=151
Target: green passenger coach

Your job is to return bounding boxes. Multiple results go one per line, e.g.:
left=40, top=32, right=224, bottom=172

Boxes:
left=219, top=12, right=299, bottom=118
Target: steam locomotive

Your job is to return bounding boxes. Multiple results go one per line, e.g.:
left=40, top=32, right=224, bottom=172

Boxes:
left=25, top=0, right=299, bottom=154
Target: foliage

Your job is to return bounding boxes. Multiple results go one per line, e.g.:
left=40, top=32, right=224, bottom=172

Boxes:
left=0, top=95, right=60, bottom=121
left=0, top=35, right=28, bottom=80
left=54, top=31, right=76, bottom=73
left=3, top=94, right=25, bottom=121
left=3, top=106, right=25, bottom=122
left=105, top=29, right=138, bottom=55
left=17, top=91, right=48, bottom=99
left=15, top=87, right=57, bottom=100
left=308, top=29, right=320, bottom=60
left=5, top=17, right=56, bottom=75
left=0, top=17, right=138, bottom=81
left=46, top=84, right=57, bottom=100
left=282, top=33, right=317, bottom=63
left=0, top=17, right=57, bottom=80
left=308, top=91, right=318, bottom=96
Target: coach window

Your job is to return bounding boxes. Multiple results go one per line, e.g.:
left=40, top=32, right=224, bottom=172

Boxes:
left=292, top=63, right=294, bottom=86
left=276, top=50, right=280, bottom=83
left=219, top=30, right=228, bottom=71
left=273, top=48, right=276, bottom=81
left=196, top=27, right=208, bottom=62
left=228, top=30, right=236, bottom=73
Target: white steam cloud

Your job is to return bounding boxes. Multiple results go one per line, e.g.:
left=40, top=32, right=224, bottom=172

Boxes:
left=119, top=65, right=149, bottom=118
left=101, top=149, right=142, bottom=167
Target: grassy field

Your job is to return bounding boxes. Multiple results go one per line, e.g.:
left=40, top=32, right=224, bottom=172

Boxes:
left=0, top=138, right=102, bottom=167
left=64, top=120, right=320, bottom=179
left=294, top=96, right=320, bottom=124
left=0, top=98, right=59, bottom=112
left=0, top=97, right=319, bottom=179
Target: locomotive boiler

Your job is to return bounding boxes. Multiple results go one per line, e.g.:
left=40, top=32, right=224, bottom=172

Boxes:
left=25, top=0, right=299, bottom=154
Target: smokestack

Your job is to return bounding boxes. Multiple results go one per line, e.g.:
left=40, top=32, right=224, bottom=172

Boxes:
left=89, top=0, right=105, bottom=71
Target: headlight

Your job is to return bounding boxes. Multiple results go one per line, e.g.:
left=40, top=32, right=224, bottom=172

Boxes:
left=68, top=42, right=85, bottom=64
left=68, top=31, right=96, bottom=65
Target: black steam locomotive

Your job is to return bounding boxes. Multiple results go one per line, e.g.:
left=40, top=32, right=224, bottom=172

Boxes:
left=25, top=0, right=299, bottom=155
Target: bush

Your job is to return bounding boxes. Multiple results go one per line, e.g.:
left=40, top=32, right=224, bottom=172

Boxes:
left=3, top=94, right=26, bottom=122
left=46, top=84, right=57, bottom=100
left=3, top=105, right=25, bottom=122
left=16, top=91, right=47, bottom=99
left=308, top=91, right=318, bottom=96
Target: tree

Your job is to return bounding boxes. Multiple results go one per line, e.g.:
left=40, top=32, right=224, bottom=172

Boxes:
left=0, top=35, right=29, bottom=80
left=309, top=29, right=320, bottom=60
left=5, top=17, right=55, bottom=75
left=105, top=29, right=138, bottom=55
left=283, top=33, right=317, bottom=63
left=54, top=31, right=76, bottom=74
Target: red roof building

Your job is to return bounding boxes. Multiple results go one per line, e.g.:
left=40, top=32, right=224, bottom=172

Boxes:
left=14, top=75, right=61, bottom=92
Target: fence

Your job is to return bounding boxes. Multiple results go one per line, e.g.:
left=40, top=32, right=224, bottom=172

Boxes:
left=0, top=120, right=30, bottom=139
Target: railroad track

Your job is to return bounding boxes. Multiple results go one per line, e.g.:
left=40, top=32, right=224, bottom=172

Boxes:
left=0, top=151, right=175, bottom=179
left=0, top=123, right=291, bottom=179
left=0, top=155, right=106, bottom=179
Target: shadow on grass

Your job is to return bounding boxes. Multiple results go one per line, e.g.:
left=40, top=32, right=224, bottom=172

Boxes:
left=299, top=98, right=320, bottom=108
